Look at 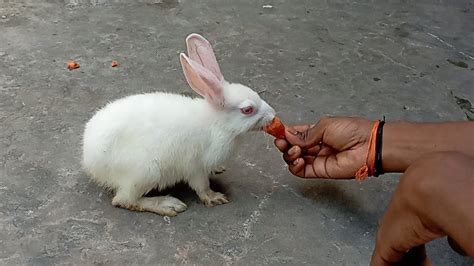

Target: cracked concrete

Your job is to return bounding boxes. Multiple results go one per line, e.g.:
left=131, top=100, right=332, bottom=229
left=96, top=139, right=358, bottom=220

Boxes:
left=1, top=0, right=473, bottom=265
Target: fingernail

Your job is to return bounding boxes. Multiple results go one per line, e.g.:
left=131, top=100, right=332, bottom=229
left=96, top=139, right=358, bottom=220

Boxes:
left=287, top=127, right=297, bottom=135
left=288, top=146, right=296, bottom=156
left=293, top=158, right=301, bottom=165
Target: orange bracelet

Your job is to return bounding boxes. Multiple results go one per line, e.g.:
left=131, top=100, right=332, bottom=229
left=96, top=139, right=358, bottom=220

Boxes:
left=355, top=121, right=381, bottom=181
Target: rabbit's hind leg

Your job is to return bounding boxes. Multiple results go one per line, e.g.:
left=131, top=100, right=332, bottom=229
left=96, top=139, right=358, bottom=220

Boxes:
left=112, top=185, right=187, bottom=216
left=137, top=196, right=187, bottom=216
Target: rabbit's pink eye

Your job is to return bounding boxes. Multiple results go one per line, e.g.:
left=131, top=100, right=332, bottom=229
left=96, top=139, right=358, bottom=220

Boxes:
left=240, top=106, right=254, bottom=115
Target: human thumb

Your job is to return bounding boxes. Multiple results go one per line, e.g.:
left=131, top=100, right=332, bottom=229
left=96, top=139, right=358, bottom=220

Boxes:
left=285, top=123, right=325, bottom=149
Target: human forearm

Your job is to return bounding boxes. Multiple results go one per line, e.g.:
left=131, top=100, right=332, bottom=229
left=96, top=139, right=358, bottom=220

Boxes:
left=382, top=121, right=474, bottom=173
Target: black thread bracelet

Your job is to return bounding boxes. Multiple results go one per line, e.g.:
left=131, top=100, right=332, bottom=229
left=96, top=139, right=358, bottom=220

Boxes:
left=373, top=117, right=385, bottom=177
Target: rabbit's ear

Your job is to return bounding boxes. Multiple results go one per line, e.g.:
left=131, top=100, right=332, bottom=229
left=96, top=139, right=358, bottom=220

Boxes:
left=186, top=33, right=224, bottom=82
left=180, top=53, right=224, bottom=109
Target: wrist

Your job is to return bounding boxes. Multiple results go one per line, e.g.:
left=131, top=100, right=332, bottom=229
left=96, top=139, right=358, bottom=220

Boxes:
left=373, top=120, right=385, bottom=177
left=381, top=122, right=413, bottom=173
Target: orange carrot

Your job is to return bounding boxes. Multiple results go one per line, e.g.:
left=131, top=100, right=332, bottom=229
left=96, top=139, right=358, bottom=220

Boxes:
left=67, top=60, right=80, bottom=70
left=264, top=117, right=286, bottom=139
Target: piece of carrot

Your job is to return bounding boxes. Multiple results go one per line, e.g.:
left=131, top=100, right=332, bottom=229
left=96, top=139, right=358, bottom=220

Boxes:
left=67, top=60, right=80, bottom=70
left=111, top=60, right=119, bottom=67
left=264, top=117, right=286, bottom=139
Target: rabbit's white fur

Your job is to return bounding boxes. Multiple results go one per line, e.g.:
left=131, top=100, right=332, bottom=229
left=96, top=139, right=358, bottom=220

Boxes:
left=83, top=86, right=274, bottom=193
left=82, top=34, right=276, bottom=216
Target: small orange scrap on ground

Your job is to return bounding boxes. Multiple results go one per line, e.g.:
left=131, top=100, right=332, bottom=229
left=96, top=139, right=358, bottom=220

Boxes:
left=264, top=116, right=286, bottom=139
left=67, top=60, right=80, bottom=70
left=111, top=60, right=119, bottom=67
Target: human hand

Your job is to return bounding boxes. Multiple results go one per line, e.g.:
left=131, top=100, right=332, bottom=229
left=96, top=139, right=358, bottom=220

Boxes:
left=371, top=152, right=474, bottom=265
left=274, top=116, right=373, bottom=179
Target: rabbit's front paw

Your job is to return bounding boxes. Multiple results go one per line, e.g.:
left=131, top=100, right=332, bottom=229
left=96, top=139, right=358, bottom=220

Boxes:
left=199, top=189, right=229, bottom=207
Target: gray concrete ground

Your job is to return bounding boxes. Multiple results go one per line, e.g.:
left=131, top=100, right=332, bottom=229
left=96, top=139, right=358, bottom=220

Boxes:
left=1, top=0, right=473, bottom=265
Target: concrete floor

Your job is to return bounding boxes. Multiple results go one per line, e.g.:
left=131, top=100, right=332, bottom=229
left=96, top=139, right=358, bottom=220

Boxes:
left=1, top=0, right=473, bottom=265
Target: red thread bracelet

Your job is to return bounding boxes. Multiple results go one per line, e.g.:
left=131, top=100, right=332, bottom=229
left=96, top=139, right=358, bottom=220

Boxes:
left=355, top=121, right=381, bottom=181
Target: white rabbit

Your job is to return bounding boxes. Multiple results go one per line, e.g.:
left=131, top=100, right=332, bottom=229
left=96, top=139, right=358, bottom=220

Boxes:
left=82, top=33, right=276, bottom=216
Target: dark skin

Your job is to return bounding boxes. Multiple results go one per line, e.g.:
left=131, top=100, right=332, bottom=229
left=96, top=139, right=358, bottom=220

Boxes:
left=274, top=116, right=474, bottom=265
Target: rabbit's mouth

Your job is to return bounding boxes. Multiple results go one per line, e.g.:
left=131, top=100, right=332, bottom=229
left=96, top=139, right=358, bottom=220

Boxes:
left=252, top=117, right=273, bottom=132
left=251, top=124, right=264, bottom=132
left=249, top=118, right=264, bottom=131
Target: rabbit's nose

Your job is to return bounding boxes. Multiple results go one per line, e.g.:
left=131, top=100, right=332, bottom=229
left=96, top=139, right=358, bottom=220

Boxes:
left=261, top=100, right=276, bottom=116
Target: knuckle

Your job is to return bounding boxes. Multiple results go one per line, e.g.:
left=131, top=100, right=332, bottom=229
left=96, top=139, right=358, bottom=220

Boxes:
left=374, top=234, right=403, bottom=264
left=283, top=153, right=295, bottom=162
left=319, top=116, right=331, bottom=124
left=402, top=151, right=471, bottom=197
